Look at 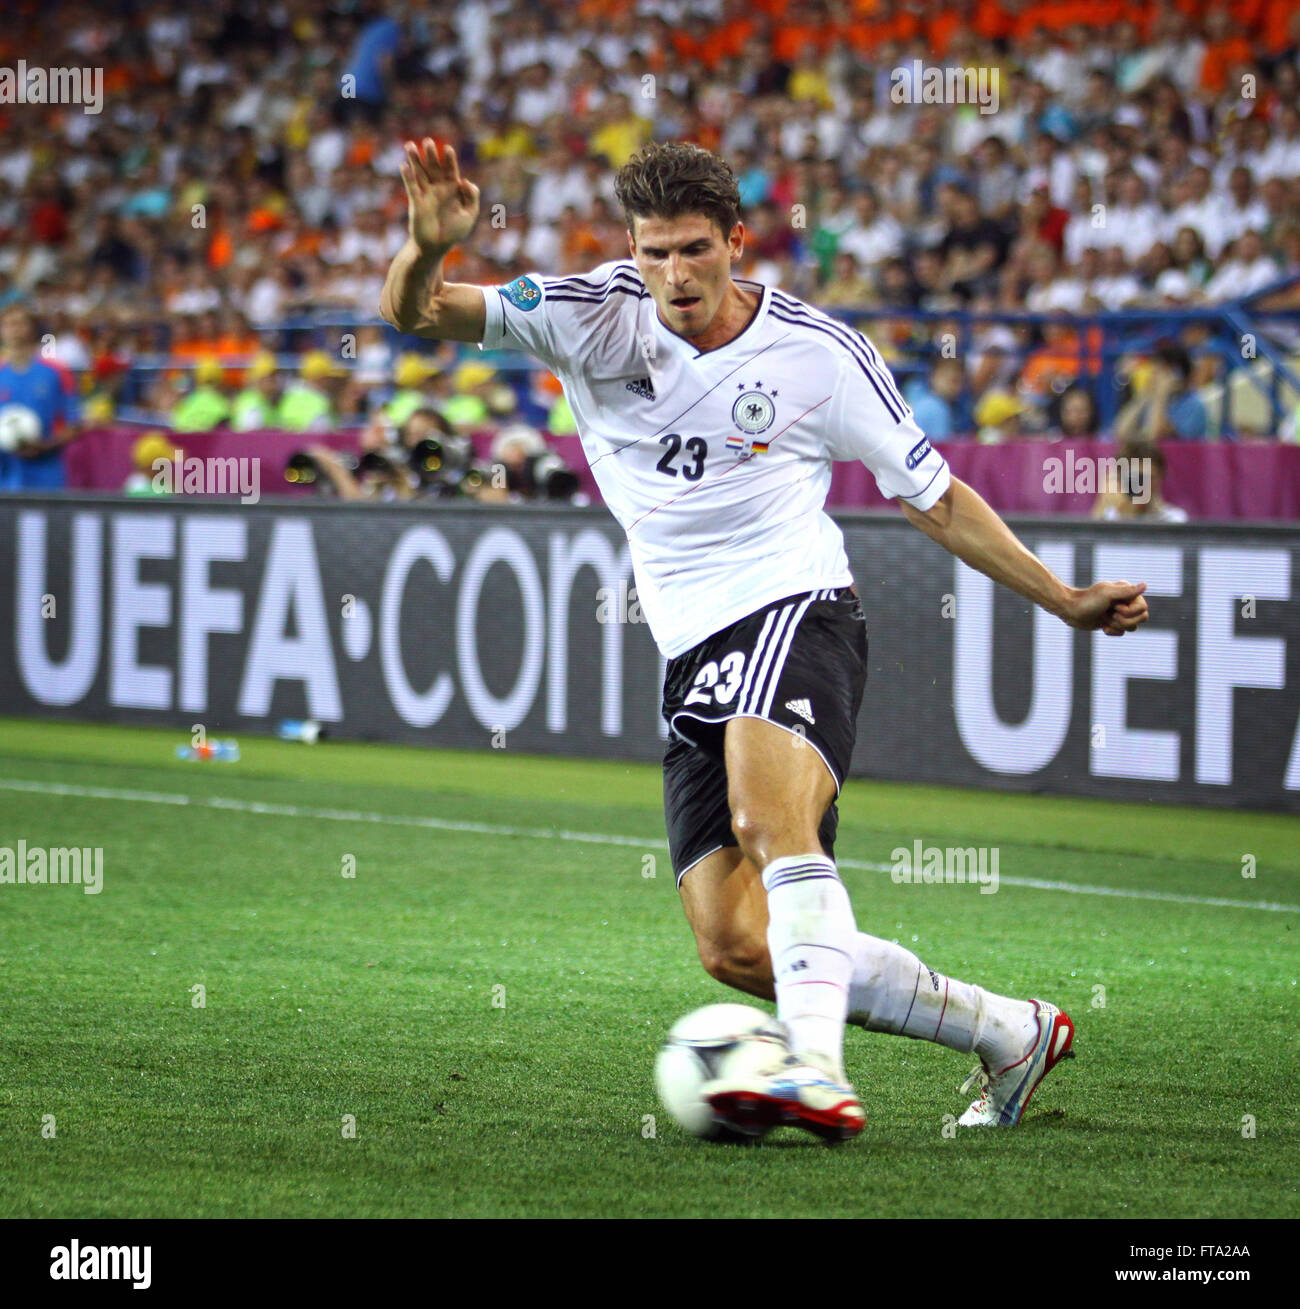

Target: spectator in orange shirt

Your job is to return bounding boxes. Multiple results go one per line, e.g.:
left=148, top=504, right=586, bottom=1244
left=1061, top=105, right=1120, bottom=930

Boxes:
left=669, top=14, right=710, bottom=65
left=1020, top=321, right=1103, bottom=401
left=1011, top=0, right=1094, bottom=41
left=190, top=310, right=225, bottom=361
left=557, top=205, right=605, bottom=274
left=273, top=216, right=325, bottom=262
left=1200, top=7, right=1255, bottom=94
left=928, top=0, right=973, bottom=58
left=1261, top=0, right=1300, bottom=54
left=855, top=0, right=920, bottom=51
left=246, top=180, right=287, bottom=235
left=213, top=309, right=261, bottom=364
left=704, top=0, right=758, bottom=67
left=168, top=316, right=205, bottom=365
left=772, top=1, right=826, bottom=64
left=206, top=227, right=234, bottom=271
left=973, top=0, right=1014, bottom=42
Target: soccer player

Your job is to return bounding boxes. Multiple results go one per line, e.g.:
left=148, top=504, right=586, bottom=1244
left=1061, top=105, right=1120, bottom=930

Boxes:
left=0, top=305, right=81, bottom=491
left=380, top=141, right=1150, bottom=1142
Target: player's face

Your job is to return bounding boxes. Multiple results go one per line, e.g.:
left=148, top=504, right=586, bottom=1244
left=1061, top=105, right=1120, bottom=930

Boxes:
left=1, top=310, right=36, bottom=353
left=629, top=214, right=742, bottom=339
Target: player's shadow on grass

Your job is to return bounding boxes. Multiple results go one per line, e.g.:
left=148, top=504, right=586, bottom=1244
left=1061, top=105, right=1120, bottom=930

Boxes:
left=1017, top=1108, right=1072, bottom=1129
left=681, top=1107, right=1082, bottom=1149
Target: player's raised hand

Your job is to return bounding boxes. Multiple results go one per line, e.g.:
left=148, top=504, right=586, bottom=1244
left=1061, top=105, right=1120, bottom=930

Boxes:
left=400, top=138, right=480, bottom=255
left=1063, top=580, right=1149, bottom=636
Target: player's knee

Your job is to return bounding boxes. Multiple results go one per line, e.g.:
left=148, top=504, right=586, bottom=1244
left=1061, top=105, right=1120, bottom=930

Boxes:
left=730, top=803, right=811, bottom=867
left=697, top=935, right=767, bottom=987
left=728, top=803, right=777, bottom=864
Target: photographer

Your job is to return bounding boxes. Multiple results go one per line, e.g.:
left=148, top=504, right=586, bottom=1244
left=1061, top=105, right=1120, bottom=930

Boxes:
left=479, top=424, right=583, bottom=503
left=288, top=407, right=492, bottom=501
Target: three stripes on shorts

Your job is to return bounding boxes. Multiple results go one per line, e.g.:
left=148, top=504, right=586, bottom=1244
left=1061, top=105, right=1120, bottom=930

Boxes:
left=736, top=589, right=837, bottom=718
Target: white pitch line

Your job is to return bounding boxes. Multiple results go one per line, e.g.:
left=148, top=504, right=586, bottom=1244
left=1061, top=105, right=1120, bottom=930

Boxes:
left=2, top=776, right=1297, bottom=914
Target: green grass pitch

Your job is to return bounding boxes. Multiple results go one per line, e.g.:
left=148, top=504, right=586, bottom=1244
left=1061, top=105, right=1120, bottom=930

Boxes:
left=1, top=716, right=1296, bottom=1219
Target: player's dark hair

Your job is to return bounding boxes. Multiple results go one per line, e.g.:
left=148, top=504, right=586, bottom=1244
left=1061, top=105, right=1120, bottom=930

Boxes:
left=614, top=142, right=742, bottom=241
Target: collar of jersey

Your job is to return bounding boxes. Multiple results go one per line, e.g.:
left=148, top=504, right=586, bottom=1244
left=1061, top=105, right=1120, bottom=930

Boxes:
left=649, top=277, right=770, bottom=361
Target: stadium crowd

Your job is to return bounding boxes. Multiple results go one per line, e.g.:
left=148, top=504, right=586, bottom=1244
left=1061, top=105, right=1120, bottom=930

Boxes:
left=2, top=0, right=1300, bottom=496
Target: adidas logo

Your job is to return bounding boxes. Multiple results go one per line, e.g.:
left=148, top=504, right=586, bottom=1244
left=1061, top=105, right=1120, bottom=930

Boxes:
left=785, top=698, right=815, bottom=725
left=625, top=376, right=655, bottom=400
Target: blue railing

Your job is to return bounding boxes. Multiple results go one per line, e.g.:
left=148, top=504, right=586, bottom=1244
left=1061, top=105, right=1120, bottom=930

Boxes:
left=75, top=272, right=1300, bottom=439
left=824, top=272, right=1300, bottom=438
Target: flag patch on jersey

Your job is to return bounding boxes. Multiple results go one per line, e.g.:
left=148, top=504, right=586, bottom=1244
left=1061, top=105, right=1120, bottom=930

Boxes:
left=501, top=276, right=542, bottom=311
left=726, top=434, right=769, bottom=455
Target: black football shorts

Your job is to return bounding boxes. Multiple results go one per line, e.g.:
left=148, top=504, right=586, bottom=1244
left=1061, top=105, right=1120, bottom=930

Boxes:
left=661, top=586, right=869, bottom=885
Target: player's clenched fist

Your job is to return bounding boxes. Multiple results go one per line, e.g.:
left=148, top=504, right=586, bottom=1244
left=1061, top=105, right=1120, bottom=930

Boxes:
left=1062, top=580, right=1150, bottom=636
left=400, top=138, right=480, bottom=255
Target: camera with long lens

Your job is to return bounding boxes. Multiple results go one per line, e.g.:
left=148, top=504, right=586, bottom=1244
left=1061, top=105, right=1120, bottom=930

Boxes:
left=485, top=425, right=581, bottom=502
left=526, top=450, right=581, bottom=501
left=409, top=434, right=494, bottom=497
left=356, top=446, right=410, bottom=482
left=285, top=435, right=500, bottom=499
left=284, top=449, right=356, bottom=490
left=457, top=465, right=490, bottom=495
left=408, top=435, right=467, bottom=481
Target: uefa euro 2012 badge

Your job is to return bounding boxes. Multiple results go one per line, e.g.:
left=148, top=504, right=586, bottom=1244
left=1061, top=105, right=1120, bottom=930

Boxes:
left=501, top=276, right=542, bottom=311
left=727, top=380, right=776, bottom=457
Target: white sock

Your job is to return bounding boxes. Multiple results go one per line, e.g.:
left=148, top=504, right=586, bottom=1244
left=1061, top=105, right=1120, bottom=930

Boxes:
left=846, top=933, right=1038, bottom=1065
left=761, top=854, right=856, bottom=1082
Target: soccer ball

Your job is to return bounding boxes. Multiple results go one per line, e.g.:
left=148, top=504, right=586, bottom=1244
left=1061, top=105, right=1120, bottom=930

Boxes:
left=0, top=403, right=41, bottom=452
left=654, top=1003, right=789, bottom=1140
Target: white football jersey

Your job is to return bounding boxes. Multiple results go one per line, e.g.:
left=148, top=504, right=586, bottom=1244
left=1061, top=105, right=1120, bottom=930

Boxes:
left=479, top=259, right=950, bottom=658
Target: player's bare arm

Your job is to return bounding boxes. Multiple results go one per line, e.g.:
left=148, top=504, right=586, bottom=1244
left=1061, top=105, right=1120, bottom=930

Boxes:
left=378, top=139, right=486, bottom=342
left=901, top=476, right=1150, bottom=637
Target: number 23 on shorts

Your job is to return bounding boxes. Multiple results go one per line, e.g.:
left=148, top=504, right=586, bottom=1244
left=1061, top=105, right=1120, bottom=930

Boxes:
left=684, top=650, right=746, bottom=706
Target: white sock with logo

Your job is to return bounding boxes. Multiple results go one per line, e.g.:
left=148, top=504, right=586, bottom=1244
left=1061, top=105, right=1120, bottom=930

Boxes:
left=846, top=933, right=1038, bottom=1065
left=761, top=854, right=855, bottom=1083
